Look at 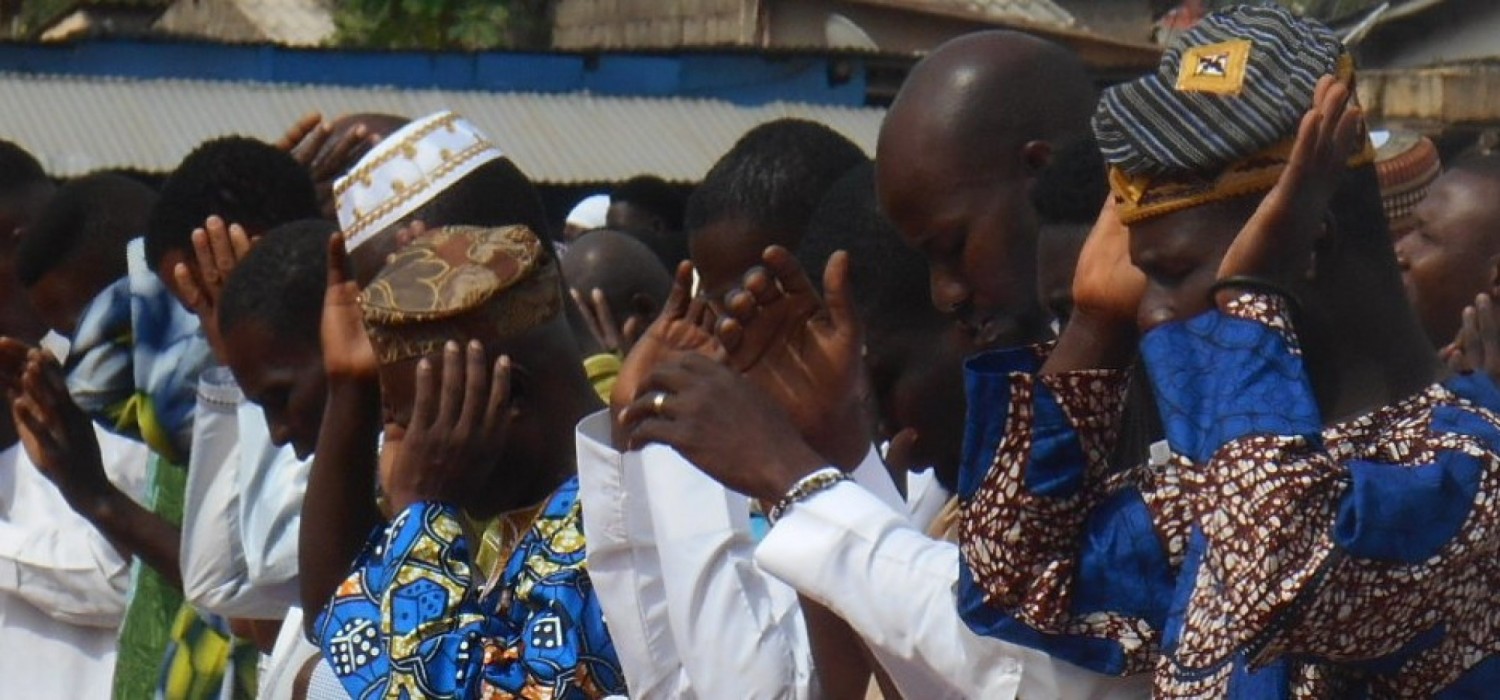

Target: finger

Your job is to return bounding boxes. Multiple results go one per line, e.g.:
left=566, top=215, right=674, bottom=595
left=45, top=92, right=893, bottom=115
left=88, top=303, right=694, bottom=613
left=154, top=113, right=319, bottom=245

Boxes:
left=661, top=261, right=694, bottom=321
left=291, top=122, right=333, bottom=165
left=686, top=294, right=713, bottom=332
left=740, top=266, right=784, bottom=309
left=722, top=288, right=759, bottom=325
left=0, top=338, right=33, bottom=382
left=275, top=112, right=322, bottom=151
left=14, top=396, right=64, bottom=458
left=327, top=234, right=351, bottom=288
left=623, top=414, right=686, bottom=453
left=207, top=219, right=238, bottom=281
left=621, top=315, right=646, bottom=348
left=716, top=316, right=745, bottom=356
left=482, top=355, right=514, bottom=436
left=436, top=342, right=463, bottom=426
left=884, top=427, right=920, bottom=473
left=762, top=246, right=821, bottom=302
left=410, top=356, right=439, bottom=430
left=591, top=288, right=623, bottom=349
left=457, top=341, right=488, bottom=431
left=1460, top=305, right=1481, bottom=373
left=192, top=227, right=216, bottom=287
left=228, top=223, right=252, bottom=260
left=823, top=251, right=859, bottom=336
left=313, top=125, right=367, bottom=179
left=1478, top=294, right=1499, bottom=373
left=570, top=288, right=606, bottom=340
left=172, top=262, right=207, bottom=313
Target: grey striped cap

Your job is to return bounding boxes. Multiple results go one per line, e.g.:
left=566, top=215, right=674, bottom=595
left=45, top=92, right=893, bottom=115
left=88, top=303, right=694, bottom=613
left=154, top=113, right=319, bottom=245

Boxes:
left=1093, top=4, right=1344, bottom=178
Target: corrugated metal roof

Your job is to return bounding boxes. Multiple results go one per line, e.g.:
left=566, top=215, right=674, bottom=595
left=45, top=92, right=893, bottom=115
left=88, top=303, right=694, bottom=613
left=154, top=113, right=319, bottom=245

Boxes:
left=0, top=72, right=885, bottom=183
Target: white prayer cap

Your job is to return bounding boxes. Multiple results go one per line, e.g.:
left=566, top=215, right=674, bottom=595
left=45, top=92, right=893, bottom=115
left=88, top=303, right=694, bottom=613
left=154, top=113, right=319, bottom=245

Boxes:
left=334, top=110, right=505, bottom=252
left=565, top=194, right=610, bottom=231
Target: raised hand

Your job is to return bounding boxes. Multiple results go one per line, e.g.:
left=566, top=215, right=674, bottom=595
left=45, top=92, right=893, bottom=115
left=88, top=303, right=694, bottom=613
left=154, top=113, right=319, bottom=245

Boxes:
left=570, top=287, right=646, bottom=356
left=716, top=247, right=869, bottom=468
left=380, top=341, right=514, bottom=513
left=276, top=112, right=377, bottom=219
left=274, top=112, right=323, bottom=154
left=321, top=234, right=379, bottom=382
left=173, top=216, right=253, bottom=361
left=1218, top=75, right=1366, bottom=286
left=1446, top=294, right=1500, bottom=385
left=610, top=261, right=723, bottom=430
left=6, top=345, right=111, bottom=511
left=619, top=353, right=825, bottom=502
left=1070, top=198, right=1145, bottom=328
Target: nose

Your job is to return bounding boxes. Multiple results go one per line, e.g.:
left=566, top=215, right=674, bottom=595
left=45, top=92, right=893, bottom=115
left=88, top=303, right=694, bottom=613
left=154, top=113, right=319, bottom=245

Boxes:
left=929, top=264, right=970, bottom=315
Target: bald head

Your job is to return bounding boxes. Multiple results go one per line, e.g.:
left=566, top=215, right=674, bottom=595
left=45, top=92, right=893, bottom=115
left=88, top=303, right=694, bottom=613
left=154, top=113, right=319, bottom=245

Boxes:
left=876, top=31, right=1097, bottom=348
left=880, top=31, right=1095, bottom=176
left=562, top=229, right=672, bottom=325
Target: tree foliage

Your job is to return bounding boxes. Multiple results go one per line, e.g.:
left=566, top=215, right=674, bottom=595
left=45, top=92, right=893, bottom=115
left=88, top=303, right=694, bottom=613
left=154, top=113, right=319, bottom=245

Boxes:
left=332, top=0, right=552, bottom=51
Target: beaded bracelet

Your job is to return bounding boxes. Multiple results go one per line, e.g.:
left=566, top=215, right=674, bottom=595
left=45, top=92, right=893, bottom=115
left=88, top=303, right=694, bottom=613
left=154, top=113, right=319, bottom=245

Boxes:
left=768, top=467, right=850, bottom=523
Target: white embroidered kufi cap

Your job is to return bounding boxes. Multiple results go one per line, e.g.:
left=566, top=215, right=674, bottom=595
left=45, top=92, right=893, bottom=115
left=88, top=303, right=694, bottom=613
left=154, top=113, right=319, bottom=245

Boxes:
left=334, top=110, right=505, bottom=251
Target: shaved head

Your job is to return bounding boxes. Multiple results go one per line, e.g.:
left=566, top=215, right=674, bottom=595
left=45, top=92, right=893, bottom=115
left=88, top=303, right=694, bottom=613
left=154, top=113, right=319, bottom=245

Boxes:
left=562, top=228, right=672, bottom=324
left=876, top=31, right=1098, bottom=348
left=880, top=31, right=1096, bottom=178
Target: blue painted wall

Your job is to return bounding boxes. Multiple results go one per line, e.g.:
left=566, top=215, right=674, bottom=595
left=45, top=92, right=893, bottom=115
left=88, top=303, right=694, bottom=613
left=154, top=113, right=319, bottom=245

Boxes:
left=0, top=39, right=869, bottom=106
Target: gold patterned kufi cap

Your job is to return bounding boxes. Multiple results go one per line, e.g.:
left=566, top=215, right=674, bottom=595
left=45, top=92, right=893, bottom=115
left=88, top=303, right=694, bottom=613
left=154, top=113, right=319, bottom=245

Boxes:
left=359, top=225, right=562, bottom=365
left=334, top=111, right=505, bottom=252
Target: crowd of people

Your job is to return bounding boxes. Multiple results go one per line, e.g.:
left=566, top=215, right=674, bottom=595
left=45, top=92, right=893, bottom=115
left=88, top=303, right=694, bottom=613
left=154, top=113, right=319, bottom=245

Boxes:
left=3, top=3, right=1499, bottom=698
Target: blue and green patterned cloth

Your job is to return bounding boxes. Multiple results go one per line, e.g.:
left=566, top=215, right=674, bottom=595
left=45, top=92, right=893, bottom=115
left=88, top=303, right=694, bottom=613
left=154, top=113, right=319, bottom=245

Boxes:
left=314, top=476, right=626, bottom=699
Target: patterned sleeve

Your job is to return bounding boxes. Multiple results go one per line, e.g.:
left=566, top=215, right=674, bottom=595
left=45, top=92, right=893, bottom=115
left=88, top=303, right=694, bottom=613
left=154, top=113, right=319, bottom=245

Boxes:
left=1140, top=291, right=1500, bottom=695
left=314, top=502, right=620, bottom=700
left=957, top=345, right=1181, bottom=676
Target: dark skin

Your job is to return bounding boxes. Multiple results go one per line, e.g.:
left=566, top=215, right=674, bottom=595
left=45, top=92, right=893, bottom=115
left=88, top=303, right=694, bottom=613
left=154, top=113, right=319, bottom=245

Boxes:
left=300, top=234, right=383, bottom=635
left=1127, top=77, right=1439, bottom=423
left=1036, top=222, right=1091, bottom=328
left=868, top=321, right=970, bottom=491
left=562, top=229, right=672, bottom=356
left=221, top=321, right=326, bottom=461
left=0, top=183, right=56, bottom=350
left=1395, top=168, right=1500, bottom=348
left=301, top=231, right=604, bottom=629
left=688, top=217, right=787, bottom=307
left=0, top=341, right=184, bottom=589
left=876, top=31, right=1096, bottom=351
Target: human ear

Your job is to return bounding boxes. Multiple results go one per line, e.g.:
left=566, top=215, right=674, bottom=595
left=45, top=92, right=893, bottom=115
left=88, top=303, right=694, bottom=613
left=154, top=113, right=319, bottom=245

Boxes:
left=1021, top=140, right=1054, bottom=175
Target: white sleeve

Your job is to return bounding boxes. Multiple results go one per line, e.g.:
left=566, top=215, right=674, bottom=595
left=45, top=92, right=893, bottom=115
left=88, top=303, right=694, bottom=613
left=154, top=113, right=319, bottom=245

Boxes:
left=0, top=431, right=149, bottom=628
left=180, top=368, right=298, bottom=619
left=575, top=411, right=685, bottom=697
left=755, top=482, right=1152, bottom=700
left=639, top=441, right=816, bottom=700
left=576, top=411, right=818, bottom=699
left=234, top=402, right=307, bottom=605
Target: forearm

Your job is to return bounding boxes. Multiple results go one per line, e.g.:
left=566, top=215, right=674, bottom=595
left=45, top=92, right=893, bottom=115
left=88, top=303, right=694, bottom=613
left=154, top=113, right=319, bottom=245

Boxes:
left=76, top=485, right=182, bottom=590
left=803, top=596, right=875, bottom=700
left=299, top=379, right=382, bottom=633
left=1041, top=309, right=1137, bottom=375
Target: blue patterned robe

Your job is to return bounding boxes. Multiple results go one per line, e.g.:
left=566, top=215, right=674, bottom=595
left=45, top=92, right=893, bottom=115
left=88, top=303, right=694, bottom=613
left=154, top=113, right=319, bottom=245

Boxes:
left=957, top=292, right=1500, bottom=697
left=314, top=476, right=626, bottom=699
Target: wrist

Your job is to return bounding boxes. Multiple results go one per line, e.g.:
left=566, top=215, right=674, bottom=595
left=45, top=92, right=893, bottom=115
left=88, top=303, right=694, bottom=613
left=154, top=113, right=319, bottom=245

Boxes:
left=758, top=442, right=828, bottom=503
left=71, top=484, right=123, bottom=524
left=1043, top=308, right=1138, bottom=373
left=806, top=399, right=870, bottom=471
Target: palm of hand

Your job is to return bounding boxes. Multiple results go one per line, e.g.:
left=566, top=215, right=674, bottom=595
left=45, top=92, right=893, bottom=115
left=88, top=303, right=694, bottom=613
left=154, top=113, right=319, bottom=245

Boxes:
left=1219, top=76, right=1363, bottom=282
left=1071, top=199, right=1146, bottom=324
left=321, top=236, right=379, bottom=381
left=612, top=263, right=723, bottom=416
left=720, top=249, right=867, bottom=466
